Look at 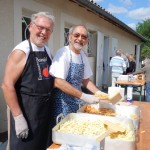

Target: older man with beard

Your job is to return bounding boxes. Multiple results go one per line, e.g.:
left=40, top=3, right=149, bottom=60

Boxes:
left=1, top=12, right=55, bottom=150
left=49, top=25, right=107, bottom=128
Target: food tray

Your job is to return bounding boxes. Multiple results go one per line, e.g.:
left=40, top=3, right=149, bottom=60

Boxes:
left=77, top=102, right=140, bottom=130
left=52, top=113, right=135, bottom=150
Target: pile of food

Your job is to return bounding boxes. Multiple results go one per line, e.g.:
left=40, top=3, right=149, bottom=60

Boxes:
left=130, top=114, right=139, bottom=120
left=95, top=92, right=109, bottom=100
left=95, top=91, right=122, bottom=104
left=84, top=104, right=116, bottom=116
left=57, top=118, right=135, bottom=141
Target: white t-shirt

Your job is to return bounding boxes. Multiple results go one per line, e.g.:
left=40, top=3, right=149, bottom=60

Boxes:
left=50, top=46, right=93, bottom=80
left=12, top=40, right=52, bottom=61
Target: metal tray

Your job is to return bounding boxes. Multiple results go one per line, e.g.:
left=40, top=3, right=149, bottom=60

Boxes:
left=77, top=102, right=140, bottom=130
left=52, top=113, right=135, bottom=150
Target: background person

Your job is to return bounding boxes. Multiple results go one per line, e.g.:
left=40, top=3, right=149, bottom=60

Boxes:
left=126, top=54, right=136, bottom=74
left=142, top=56, right=150, bottom=67
left=121, top=52, right=129, bottom=74
left=49, top=25, right=107, bottom=127
left=110, top=49, right=126, bottom=86
left=132, top=57, right=150, bottom=102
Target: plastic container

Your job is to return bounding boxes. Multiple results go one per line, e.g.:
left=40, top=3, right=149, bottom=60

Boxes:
left=127, top=86, right=133, bottom=102
left=128, top=75, right=134, bottom=82
left=128, top=75, right=131, bottom=82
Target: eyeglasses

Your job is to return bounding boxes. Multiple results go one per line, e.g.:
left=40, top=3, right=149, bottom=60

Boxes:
left=72, top=33, right=88, bottom=40
left=33, top=22, right=52, bottom=33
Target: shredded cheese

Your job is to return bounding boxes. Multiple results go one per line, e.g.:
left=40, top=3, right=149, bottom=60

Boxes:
left=57, top=119, right=135, bottom=141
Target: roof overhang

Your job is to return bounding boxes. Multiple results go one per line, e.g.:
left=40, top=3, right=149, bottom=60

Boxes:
left=70, top=0, right=147, bottom=42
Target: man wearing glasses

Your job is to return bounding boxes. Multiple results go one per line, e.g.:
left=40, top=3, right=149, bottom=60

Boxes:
left=50, top=25, right=107, bottom=128
left=1, top=12, right=106, bottom=149
left=1, top=12, right=55, bottom=150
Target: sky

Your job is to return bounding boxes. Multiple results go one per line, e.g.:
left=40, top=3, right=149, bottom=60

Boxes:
left=93, top=0, right=150, bottom=30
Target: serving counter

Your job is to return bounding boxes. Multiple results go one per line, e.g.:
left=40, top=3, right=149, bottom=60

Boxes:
left=48, top=101, right=150, bottom=150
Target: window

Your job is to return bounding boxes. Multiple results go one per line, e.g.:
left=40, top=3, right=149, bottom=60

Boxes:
left=22, top=17, right=31, bottom=41
left=87, top=33, right=93, bottom=56
left=86, top=32, right=97, bottom=57
left=64, top=28, right=69, bottom=46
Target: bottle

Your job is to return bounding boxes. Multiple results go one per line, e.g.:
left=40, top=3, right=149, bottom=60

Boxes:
left=127, top=86, right=133, bottom=102
left=128, top=75, right=131, bottom=82
left=130, top=74, right=134, bottom=81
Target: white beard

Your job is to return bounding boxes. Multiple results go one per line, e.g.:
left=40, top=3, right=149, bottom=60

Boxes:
left=74, top=43, right=83, bottom=51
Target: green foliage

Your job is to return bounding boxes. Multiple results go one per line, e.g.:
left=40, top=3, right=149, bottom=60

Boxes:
left=136, top=19, right=150, bottom=59
left=136, top=19, right=150, bottom=39
left=141, top=45, right=150, bottom=60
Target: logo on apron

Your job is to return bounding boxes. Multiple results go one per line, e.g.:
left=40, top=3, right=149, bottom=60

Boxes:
left=36, top=57, right=50, bottom=80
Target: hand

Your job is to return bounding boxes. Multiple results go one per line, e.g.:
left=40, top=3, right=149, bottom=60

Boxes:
left=14, top=114, right=29, bottom=139
left=80, top=93, right=99, bottom=104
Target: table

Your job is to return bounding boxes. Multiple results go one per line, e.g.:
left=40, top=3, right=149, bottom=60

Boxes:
left=48, top=101, right=150, bottom=150
left=115, top=80, right=145, bottom=101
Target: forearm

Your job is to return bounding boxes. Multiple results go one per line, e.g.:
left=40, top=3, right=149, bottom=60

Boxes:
left=54, top=78, right=104, bottom=104
left=82, top=79, right=99, bottom=94
left=54, top=78, right=82, bottom=98
left=1, top=83, right=22, bottom=117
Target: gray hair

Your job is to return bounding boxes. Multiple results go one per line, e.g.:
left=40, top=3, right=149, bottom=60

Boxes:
left=69, top=25, right=89, bottom=37
left=31, top=12, right=55, bottom=28
left=116, top=49, right=121, bottom=56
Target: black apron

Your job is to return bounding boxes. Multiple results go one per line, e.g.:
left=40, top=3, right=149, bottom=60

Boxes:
left=9, top=40, right=54, bottom=150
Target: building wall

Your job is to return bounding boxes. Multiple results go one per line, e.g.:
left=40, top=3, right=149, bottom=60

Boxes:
left=0, top=0, right=14, bottom=133
left=0, top=0, right=142, bottom=132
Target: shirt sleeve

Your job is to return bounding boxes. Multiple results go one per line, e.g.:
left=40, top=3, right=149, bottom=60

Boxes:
left=49, top=47, right=70, bottom=79
left=12, top=40, right=30, bottom=61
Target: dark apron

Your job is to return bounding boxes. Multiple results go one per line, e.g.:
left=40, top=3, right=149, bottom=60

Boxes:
left=9, top=40, right=54, bottom=150
left=50, top=50, right=84, bottom=127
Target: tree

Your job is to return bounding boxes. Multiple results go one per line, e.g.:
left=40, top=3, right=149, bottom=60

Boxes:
left=136, top=19, right=150, bottom=59
left=136, top=19, right=150, bottom=39
left=141, top=45, right=150, bottom=59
